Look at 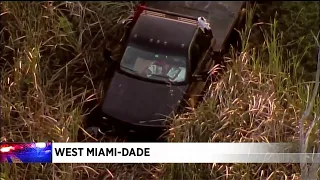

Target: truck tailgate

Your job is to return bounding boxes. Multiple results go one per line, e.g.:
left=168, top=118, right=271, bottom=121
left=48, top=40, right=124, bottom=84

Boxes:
left=145, top=1, right=245, bottom=51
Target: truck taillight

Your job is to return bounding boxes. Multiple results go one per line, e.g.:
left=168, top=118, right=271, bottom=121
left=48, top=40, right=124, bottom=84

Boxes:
left=138, top=4, right=145, bottom=11
left=133, top=5, right=146, bottom=22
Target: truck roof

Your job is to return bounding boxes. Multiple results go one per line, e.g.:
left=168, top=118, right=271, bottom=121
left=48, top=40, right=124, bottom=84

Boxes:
left=129, top=13, right=198, bottom=56
left=144, top=1, right=245, bottom=51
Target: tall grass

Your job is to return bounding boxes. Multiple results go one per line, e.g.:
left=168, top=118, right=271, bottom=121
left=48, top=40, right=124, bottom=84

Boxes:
left=257, top=1, right=319, bottom=81
left=1, top=1, right=319, bottom=179
left=162, top=5, right=319, bottom=180
left=0, top=1, right=157, bottom=179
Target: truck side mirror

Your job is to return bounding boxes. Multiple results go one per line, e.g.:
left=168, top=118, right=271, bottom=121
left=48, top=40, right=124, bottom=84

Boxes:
left=103, top=48, right=116, bottom=62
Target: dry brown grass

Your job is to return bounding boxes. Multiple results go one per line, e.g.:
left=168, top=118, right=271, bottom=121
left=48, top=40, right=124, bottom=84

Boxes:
left=161, top=10, right=320, bottom=179
left=1, top=1, right=319, bottom=180
left=0, top=1, right=159, bottom=179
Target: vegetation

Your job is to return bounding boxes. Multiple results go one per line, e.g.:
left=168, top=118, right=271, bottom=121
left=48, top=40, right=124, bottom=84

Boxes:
left=0, top=1, right=319, bottom=180
left=258, top=1, right=319, bottom=80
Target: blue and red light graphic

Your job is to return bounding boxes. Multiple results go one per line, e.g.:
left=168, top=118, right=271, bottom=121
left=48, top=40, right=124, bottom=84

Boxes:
left=0, top=142, right=52, bottom=163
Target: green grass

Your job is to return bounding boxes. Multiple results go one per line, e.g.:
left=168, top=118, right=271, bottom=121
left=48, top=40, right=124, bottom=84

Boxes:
left=257, top=1, right=319, bottom=80
left=1, top=1, right=319, bottom=180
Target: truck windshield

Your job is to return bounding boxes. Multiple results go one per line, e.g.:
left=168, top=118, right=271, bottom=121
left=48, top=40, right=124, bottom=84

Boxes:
left=120, top=45, right=187, bottom=83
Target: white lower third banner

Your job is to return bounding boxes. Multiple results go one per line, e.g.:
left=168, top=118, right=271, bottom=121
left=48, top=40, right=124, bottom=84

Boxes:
left=51, top=143, right=320, bottom=163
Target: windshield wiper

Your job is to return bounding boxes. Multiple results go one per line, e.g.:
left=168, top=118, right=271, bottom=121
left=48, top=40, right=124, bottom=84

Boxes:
left=120, top=66, right=138, bottom=75
left=149, top=74, right=171, bottom=82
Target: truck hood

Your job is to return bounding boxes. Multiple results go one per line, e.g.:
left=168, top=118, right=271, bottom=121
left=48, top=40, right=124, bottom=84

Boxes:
left=101, top=72, right=188, bottom=127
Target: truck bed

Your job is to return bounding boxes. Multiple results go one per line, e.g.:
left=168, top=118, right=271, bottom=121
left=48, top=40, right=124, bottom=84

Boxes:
left=144, top=1, right=245, bottom=52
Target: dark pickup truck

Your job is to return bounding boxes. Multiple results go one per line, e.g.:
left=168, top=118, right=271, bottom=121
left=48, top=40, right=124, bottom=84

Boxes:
left=90, top=1, right=246, bottom=134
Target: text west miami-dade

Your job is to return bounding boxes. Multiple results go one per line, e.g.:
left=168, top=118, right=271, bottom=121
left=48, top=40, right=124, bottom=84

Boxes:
left=54, top=147, right=151, bottom=157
